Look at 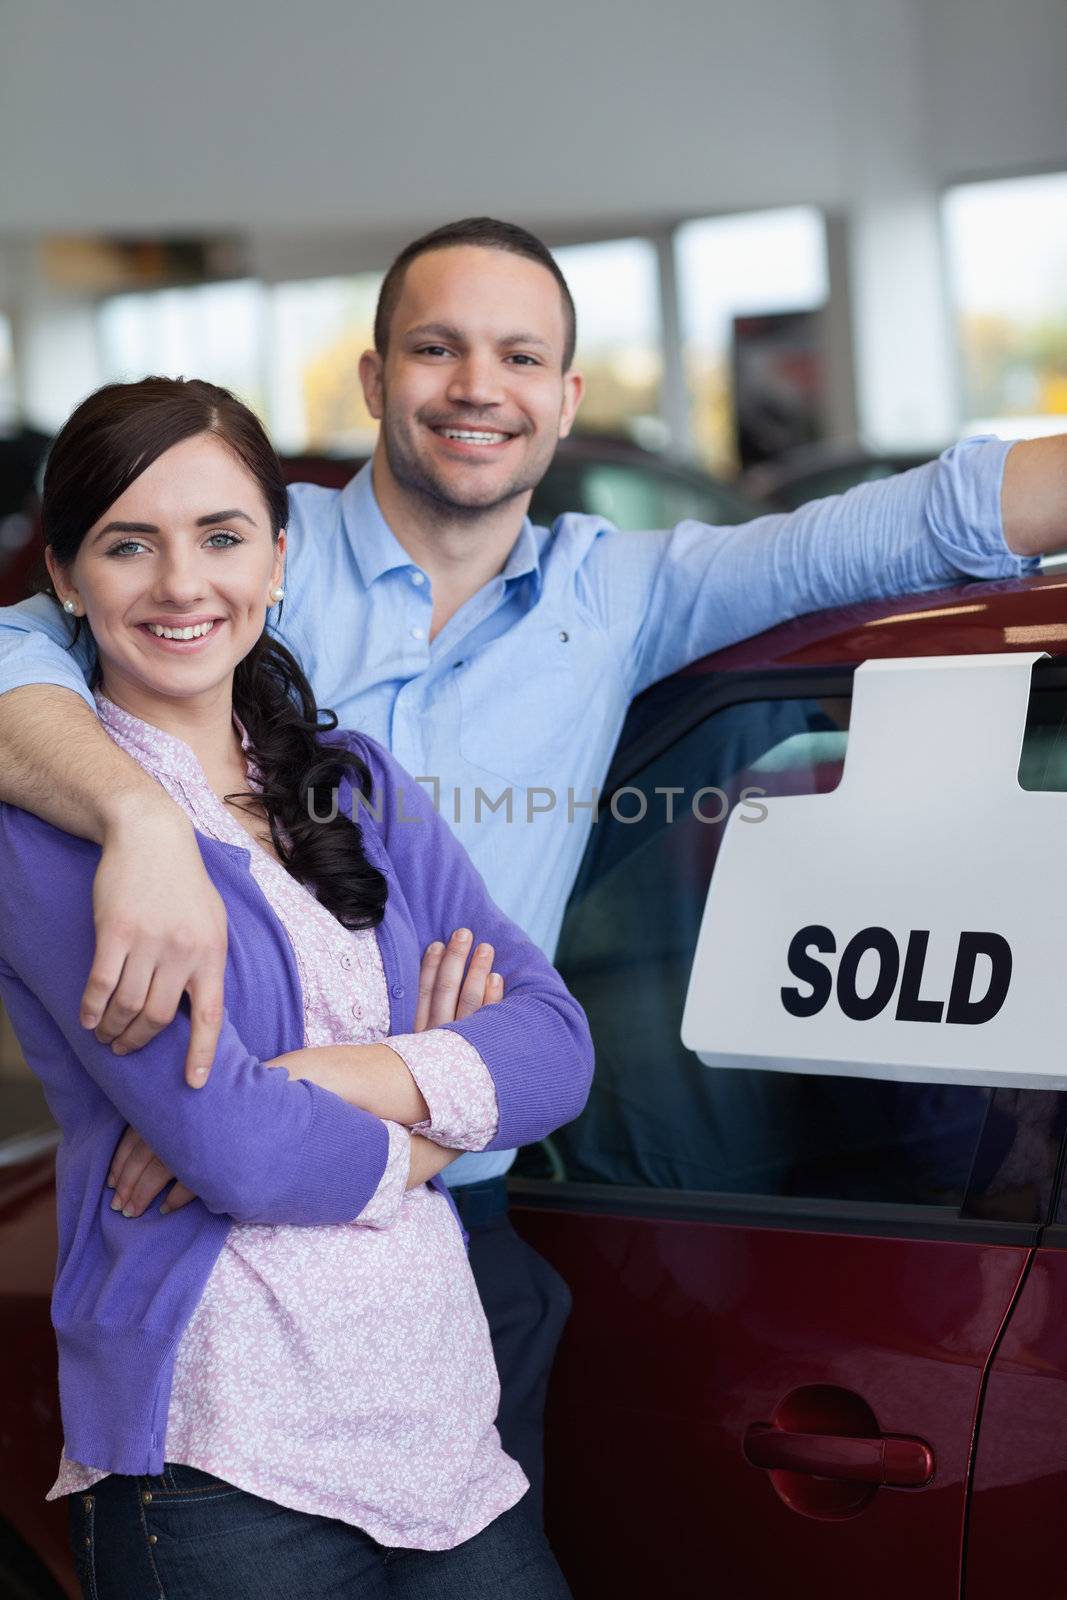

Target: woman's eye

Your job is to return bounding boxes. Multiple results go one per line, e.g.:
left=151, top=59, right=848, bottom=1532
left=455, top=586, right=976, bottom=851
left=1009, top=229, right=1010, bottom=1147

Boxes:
left=106, top=539, right=148, bottom=558
left=205, top=531, right=243, bottom=548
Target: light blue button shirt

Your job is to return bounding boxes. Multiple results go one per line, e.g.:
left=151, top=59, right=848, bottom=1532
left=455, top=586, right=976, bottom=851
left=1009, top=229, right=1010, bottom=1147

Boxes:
left=0, top=438, right=1035, bottom=1182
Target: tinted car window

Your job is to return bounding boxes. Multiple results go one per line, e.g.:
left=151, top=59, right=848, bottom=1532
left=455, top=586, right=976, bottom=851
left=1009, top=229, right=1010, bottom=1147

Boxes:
left=548, top=686, right=1041, bottom=1208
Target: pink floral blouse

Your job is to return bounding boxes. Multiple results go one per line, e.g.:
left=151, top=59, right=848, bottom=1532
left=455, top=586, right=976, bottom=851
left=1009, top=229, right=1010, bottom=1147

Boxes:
left=48, top=695, right=528, bottom=1549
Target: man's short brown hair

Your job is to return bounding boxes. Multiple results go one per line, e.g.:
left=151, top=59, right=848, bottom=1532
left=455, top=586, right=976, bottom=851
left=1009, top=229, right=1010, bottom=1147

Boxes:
left=374, top=217, right=578, bottom=370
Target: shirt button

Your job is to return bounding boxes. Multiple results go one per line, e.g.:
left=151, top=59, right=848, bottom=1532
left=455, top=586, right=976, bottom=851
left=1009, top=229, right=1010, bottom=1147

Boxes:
left=454, top=660, right=465, bottom=670
left=410, top=571, right=426, bottom=586
left=410, top=626, right=425, bottom=641
left=559, top=630, right=570, bottom=643
left=391, top=983, right=405, bottom=998
left=340, top=953, right=352, bottom=970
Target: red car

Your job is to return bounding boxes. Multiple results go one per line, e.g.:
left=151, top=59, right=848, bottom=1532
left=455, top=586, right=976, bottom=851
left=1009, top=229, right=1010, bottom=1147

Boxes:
left=3, top=571, right=1067, bottom=1597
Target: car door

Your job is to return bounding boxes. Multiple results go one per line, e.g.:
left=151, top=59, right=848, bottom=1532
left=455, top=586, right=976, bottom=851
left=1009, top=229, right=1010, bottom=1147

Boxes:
left=510, top=665, right=1067, bottom=1600
left=961, top=670, right=1067, bottom=1600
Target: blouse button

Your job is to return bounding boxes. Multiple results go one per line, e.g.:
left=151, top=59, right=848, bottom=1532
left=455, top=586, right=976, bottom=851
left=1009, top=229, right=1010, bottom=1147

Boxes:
left=391, top=983, right=404, bottom=998
left=340, top=953, right=352, bottom=970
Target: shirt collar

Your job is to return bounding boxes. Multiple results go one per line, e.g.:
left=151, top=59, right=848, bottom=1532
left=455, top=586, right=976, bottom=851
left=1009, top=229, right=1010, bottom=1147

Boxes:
left=340, top=460, right=543, bottom=596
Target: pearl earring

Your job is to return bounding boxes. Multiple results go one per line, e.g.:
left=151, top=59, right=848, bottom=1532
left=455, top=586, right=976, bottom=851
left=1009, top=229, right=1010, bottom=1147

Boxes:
left=269, top=585, right=285, bottom=604
left=62, top=599, right=77, bottom=616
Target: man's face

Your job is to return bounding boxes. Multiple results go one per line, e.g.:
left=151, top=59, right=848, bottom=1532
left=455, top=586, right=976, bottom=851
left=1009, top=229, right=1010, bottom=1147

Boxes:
left=360, top=245, right=583, bottom=517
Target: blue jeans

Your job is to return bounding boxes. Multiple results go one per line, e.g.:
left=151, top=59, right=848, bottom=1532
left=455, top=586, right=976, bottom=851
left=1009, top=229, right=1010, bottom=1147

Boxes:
left=70, top=1465, right=573, bottom=1599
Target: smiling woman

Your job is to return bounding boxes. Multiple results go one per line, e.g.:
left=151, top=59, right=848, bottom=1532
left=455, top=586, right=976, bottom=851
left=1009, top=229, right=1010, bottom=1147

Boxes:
left=0, top=375, right=587, bottom=1600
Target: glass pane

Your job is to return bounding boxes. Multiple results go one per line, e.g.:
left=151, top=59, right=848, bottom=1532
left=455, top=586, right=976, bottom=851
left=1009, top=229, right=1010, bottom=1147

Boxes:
left=943, top=173, right=1067, bottom=440
left=98, top=281, right=267, bottom=418
left=552, top=239, right=663, bottom=445
left=675, top=208, right=828, bottom=476
left=551, top=690, right=1000, bottom=1207
left=266, top=273, right=383, bottom=455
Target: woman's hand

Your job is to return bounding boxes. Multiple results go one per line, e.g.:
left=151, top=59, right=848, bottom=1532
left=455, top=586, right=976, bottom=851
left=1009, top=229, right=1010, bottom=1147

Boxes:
left=414, top=928, right=504, bottom=1029
left=108, top=929, right=504, bottom=1217
left=107, top=1125, right=198, bottom=1219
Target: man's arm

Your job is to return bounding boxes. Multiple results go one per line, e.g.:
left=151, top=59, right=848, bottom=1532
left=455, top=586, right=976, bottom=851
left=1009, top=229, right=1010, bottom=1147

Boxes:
left=1001, top=436, right=1067, bottom=557
left=0, top=685, right=227, bottom=1082
left=579, top=435, right=1058, bottom=698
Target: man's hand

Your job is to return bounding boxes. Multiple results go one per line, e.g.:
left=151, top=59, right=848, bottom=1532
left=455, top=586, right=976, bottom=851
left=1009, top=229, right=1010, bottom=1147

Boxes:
left=84, top=802, right=228, bottom=1086
left=107, top=1124, right=197, bottom=1218
left=414, top=928, right=504, bottom=1029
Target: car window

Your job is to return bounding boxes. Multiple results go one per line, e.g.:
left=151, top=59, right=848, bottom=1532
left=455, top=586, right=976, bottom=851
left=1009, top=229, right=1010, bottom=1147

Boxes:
left=546, top=681, right=1065, bottom=1213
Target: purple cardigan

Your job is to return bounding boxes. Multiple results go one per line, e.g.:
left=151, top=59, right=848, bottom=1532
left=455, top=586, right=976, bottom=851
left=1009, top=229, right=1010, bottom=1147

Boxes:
left=0, top=732, right=594, bottom=1477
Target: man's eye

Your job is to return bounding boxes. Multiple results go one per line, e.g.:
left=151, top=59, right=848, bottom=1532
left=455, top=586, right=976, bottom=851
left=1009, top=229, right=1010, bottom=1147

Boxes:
left=416, top=345, right=450, bottom=358
left=205, top=531, right=243, bottom=548
left=508, top=353, right=540, bottom=367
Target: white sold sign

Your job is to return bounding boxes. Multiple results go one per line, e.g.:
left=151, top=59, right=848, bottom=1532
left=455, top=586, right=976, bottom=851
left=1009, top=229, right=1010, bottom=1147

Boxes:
left=681, top=652, right=1066, bottom=1088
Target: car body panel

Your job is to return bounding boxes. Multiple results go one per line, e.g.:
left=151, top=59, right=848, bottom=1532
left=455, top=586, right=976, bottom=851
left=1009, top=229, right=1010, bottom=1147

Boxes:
left=964, top=1240, right=1067, bottom=1597
left=514, top=1203, right=1029, bottom=1599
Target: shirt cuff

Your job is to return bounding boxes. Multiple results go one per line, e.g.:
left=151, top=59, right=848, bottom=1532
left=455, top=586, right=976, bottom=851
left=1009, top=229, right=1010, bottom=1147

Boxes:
left=353, top=1120, right=411, bottom=1228
left=385, top=1030, right=500, bottom=1151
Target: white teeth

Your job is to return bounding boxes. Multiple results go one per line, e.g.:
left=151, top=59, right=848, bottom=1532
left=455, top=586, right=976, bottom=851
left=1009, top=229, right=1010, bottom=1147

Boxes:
left=439, top=429, right=508, bottom=444
left=147, top=621, right=216, bottom=641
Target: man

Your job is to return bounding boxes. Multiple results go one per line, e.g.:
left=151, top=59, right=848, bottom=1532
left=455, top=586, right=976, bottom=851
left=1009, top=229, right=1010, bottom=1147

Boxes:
left=1, top=216, right=1065, bottom=1518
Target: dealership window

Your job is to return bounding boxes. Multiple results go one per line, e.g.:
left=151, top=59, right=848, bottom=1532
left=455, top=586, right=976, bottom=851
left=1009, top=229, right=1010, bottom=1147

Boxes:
left=943, top=172, right=1067, bottom=440
left=675, top=207, right=829, bottom=475
left=97, top=280, right=268, bottom=419
left=266, top=273, right=383, bottom=456
left=552, top=238, right=664, bottom=449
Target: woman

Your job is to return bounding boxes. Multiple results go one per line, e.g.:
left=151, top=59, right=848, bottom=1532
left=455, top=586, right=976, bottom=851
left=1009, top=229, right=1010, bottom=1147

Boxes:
left=0, top=377, right=591, bottom=1597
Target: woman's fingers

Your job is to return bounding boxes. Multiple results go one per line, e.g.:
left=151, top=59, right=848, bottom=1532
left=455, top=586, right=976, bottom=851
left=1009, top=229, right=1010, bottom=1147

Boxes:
left=159, top=1181, right=197, bottom=1214
left=109, top=1131, right=162, bottom=1216
left=414, top=942, right=446, bottom=1032
left=485, top=972, right=504, bottom=1005
left=455, top=943, right=496, bottom=1019
left=107, top=1125, right=142, bottom=1192
left=121, top=1155, right=178, bottom=1218
left=426, top=928, right=474, bottom=1028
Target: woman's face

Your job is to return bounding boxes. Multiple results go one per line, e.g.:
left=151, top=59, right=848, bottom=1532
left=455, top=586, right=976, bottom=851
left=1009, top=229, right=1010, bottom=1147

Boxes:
left=47, top=433, right=285, bottom=716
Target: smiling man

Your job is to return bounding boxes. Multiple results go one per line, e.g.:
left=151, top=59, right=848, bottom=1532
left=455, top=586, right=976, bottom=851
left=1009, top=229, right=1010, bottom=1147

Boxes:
left=2, top=216, right=1067, bottom=1526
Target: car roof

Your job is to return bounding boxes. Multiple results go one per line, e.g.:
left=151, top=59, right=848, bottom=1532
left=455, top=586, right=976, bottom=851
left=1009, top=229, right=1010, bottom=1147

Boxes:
left=691, top=568, right=1067, bottom=675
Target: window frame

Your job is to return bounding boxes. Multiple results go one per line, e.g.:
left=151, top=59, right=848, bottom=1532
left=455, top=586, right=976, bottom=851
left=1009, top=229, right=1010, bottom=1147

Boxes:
left=513, top=663, right=1067, bottom=1249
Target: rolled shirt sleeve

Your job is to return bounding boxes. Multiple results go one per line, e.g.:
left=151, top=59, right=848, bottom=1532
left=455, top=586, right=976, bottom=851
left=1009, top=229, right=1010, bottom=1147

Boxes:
left=353, top=1119, right=413, bottom=1228
left=386, top=1029, right=501, bottom=1152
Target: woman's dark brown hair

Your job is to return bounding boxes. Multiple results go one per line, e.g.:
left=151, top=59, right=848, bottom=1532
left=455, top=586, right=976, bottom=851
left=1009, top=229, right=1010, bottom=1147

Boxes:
left=43, top=376, right=387, bottom=929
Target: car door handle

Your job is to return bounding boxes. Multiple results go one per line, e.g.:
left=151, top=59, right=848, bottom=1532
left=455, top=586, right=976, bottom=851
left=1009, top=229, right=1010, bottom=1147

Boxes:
left=743, top=1424, right=934, bottom=1487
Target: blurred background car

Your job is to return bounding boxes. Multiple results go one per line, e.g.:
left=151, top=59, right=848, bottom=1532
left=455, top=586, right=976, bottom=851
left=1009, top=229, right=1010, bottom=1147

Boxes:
left=741, top=441, right=940, bottom=510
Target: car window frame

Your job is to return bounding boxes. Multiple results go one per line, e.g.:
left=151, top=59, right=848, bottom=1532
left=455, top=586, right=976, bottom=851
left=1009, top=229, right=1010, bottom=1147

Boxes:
left=514, top=662, right=1067, bottom=1250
